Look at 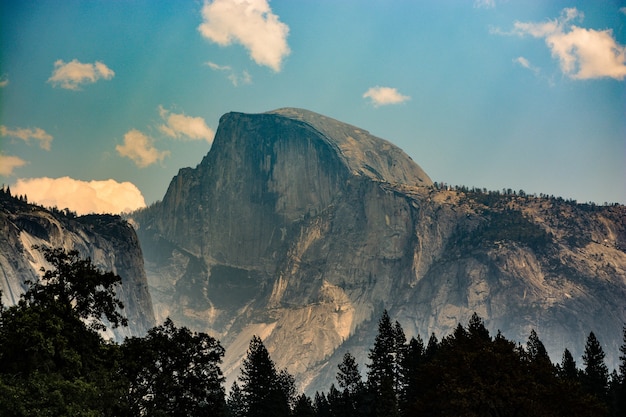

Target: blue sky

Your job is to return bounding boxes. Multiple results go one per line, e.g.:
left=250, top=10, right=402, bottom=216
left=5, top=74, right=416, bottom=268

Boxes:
left=1, top=0, right=625, bottom=214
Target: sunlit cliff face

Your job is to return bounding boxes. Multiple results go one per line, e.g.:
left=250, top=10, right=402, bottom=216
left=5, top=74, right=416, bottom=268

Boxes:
left=133, top=108, right=626, bottom=394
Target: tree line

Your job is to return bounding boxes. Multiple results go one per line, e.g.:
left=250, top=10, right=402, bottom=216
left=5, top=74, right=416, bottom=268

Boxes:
left=1, top=247, right=625, bottom=416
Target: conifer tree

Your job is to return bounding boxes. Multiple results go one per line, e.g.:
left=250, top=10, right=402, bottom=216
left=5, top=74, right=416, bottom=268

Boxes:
left=617, top=325, right=626, bottom=416
left=558, top=348, right=579, bottom=382
left=292, top=393, right=316, bottom=417
left=227, top=382, right=246, bottom=417
left=336, top=352, right=364, bottom=417
left=582, top=331, right=609, bottom=404
left=367, top=310, right=400, bottom=417
left=238, top=336, right=290, bottom=417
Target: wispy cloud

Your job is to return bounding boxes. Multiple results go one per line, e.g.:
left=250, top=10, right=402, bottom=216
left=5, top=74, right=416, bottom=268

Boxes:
left=0, top=74, right=8, bottom=88
left=514, top=56, right=540, bottom=75
left=474, top=0, right=495, bottom=9
left=363, top=86, right=411, bottom=107
left=48, top=59, right=115, bottom=90
left=11, top=177, right=146, bottom=215
left=198, top=0, right=290, bottom=72
left=620, top=7, right=626, bottom=16
left=116, top=129, right=169, bottom=168
left=0, top=154, right=27, bottom=176
left=205, top=61, right=252, bottom=86
left=1, top=125, right=53, bottom=150
left=504, top=8, right=626, bottom=80
left=158, top=106, right=215, bottom=143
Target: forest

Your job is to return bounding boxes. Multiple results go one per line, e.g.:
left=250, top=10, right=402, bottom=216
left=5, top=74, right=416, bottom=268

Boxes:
left=1, top=247, right=625, bottom=416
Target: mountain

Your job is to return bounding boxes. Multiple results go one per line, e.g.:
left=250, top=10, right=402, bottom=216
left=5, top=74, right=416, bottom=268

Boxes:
left=132, top=108, right=626, bottom=393
left=0, top=190, right=156, bottom=340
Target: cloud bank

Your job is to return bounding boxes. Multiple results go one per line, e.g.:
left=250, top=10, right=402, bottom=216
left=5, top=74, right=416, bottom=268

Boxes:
left=48, top=59, right=115, bottom=90
left=116, top=129, right=170, bottom=168
left=11, top=177, right=146, bottom=215
left=158, top=106, right=215, bottom=143
left=510, top=8, right=626, bottom=80
left=0, top=74, right=8, bottom=88
left=1, top=125, right=53, bottom=150
left=198, top=0, right=290, bottom=72
left=363, top=86, right=411, bottom=107
left=0, top=154, right=27, bottom=176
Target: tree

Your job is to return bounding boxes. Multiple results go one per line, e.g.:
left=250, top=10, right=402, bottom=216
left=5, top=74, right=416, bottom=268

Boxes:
left=227, top=382, right=246, bottom=417
left=617, top=325, right=626, bottom=416
left=558, top=348, right=579, bottom=382
left=0, top=247, right=127, bottom=416
left=24, top=246, right=127, bottom=330
left=292, top=394, right=316, bottom=417
left=120, top=318, right=226, bottom=417
left=238, top=335, right=290, bottom=417
left=336, top=352, right=365, bottom=417
left=367, top=310, right=401, bottom=417
left=582, top=332, right=609, bottom=404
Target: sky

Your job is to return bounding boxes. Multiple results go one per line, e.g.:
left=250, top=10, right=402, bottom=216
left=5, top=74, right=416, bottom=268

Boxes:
left=1, top=0, right=625, bottom=215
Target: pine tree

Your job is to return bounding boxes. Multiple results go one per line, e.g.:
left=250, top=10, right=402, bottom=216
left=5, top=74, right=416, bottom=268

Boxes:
left=582, top=331, right=609, bottom=404
left=617, top=325, right=626, bottom=417
left=558, top=348, right=579, bottom=382
left=367, top=310, right=400, bottom=417
left=238, top=336, right=289, bottom=417
left=336, top=352, right=364, bottom=417
left=399, top=335, right=424, bottom=416
left=292, top=394, right=316, bottom=417
left=227, top=382, right=246, bottom=417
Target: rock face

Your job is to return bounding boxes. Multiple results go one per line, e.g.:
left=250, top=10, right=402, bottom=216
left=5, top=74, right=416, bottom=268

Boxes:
left=132, top=108, right=626, bottom=393
left=0, top=192, right=156, bottom=340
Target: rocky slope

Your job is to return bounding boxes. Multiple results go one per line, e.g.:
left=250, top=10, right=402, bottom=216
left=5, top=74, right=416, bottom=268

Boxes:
left=0, top=191, right=156, bottom=340
left=132, top=108, right=626, bottom=393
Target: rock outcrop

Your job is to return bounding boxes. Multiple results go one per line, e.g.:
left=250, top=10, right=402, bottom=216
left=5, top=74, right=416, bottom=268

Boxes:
left=132, top=108, right=626, bottom=393
left=0, top=192, right=156, bottom=339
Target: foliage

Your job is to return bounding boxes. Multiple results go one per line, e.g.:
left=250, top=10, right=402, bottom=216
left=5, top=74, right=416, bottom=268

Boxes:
left=25, top=246, right=127, bottom=330
left=120, top=318, right=226, bottom=416
left=235, top=335, right=292, bottom=417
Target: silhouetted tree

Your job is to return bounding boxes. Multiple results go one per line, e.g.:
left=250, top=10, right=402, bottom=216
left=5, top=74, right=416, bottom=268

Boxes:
left=582, top=332, right=609, bottom=404
left=336, top=352, right=365, bottom=417
left=367, top=310, right=400, bottom=417
left=238, top=336, right=290, bottom=417
left=120, top=318, right=226, bottom=417
left=24, top=246, right=127, bottom=330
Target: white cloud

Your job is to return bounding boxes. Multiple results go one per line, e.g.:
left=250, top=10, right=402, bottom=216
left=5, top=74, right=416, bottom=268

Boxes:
left=116, top=129, right=170, bottom=168
left=1, top=125, right=53, bottom=150
left=620, top=7, right=626, bottom=16
left=48, top=59, right=115, bottom=90
left=11, top=177, right=146, bottom=215
left=510, top=8, right=626, bottom=80
left=205, top=61, right=252, bottom=86
left=0, top=74, right=8, bottom=88
left=0, top=154, right=27, bottom=176
left=198, top=0, right=290, bottom=72
left=474, top=0, right=495, bottom=9
left=363, top=86, right=411, bottom=107
left=158, top=106, right=215, bottom=143
left=514, top=56, right=540, bottom=74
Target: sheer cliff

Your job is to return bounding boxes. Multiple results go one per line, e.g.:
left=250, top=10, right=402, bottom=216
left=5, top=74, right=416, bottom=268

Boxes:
left=132, top=108, right=626, bottom=393
left=0, top=192, right=156, bottom=339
